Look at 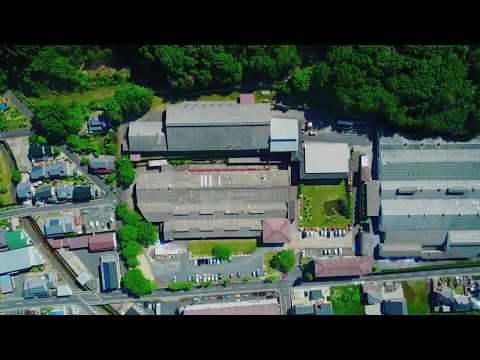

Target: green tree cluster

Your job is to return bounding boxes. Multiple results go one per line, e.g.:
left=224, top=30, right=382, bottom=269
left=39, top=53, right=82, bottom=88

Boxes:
left=11, top=170, right=21, bottom=184
left=121, top=268, right=156, bottom=298
left=212, top=244, right=232, bottom=261
left=32, top=99, right=85, bottom=144
left=270, top=249, right=296, bottom=273
left=168, top=281, right=195, bottom=292
left=103, top=83, right=153, bottom=125
left=115, top=156, right=136, bottom=188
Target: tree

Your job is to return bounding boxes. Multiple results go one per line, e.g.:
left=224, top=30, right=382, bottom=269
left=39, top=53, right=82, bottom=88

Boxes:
left=212, top=244, right=232, bottom=261
left=32, top=99, right=84, bottom=144
left=116, top=202, right=143, bottom=226
left=270, top=249, right=296, bottom=273
left=53, top=146, right=61, bottom=157
left=304, top=272, right=314, bottom=281
left=136, top=222, right=158, bottom=246
left=104, top=84, right=153, bottom=125
left=119, top=224, right=138, bottom=244
left=121, top=241, right=142, bottom=268
left=29, top=135, right=48, bottom=146
left=168, top=281, right=194, bottom=292
left=121, top=269, right=156, bottom=298
left=103, top=97, right=123, bottom=125
left=105, top=173, right=116, bottom=185
left=115, top=156, right=136, bottom=188
left=11, top=170, right=21, bottom=184
left=80, top=157, right=90, bottom=166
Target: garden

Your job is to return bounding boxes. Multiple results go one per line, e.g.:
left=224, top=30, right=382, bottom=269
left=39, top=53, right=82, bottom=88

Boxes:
left=402, top=280, right=430, bottom=315
left=299, top=182, right=352, bottom=228
left=330, top=285, right=365, bottom=315
left=0, top=101, right=31, bottom=131
left=67, top=132, right=117, bottom=156
left=188, top=239, right=257, bottom=258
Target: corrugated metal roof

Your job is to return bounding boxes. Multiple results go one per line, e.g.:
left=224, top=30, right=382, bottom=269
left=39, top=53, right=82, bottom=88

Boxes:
left=90, top=155, right=115, bottom=170
left=166, top=102, right=270, bottom=127
left=304, top=142, right=349, bottom=174
left=128, top=121, right=167, bottom=152
left=0, top=246, right=44, bottom=275
left=270, top=118, right=299, bottom=141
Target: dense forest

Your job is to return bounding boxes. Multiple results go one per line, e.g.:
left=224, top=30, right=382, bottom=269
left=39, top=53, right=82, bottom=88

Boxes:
left=1, top=45, right=480, bottom=139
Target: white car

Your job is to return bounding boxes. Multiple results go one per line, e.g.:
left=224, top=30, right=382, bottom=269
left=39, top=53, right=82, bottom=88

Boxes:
left=339, top=248, right=343, bottom=255
left=327, top=249, right=332, bottom=255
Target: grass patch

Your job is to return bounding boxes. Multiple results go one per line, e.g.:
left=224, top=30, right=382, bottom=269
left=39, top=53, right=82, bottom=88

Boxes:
left=455, top=286, right=463, bottom=295
left=2, top=103, right=31, bottom=130
left=254, top=90, right=276, bottom=103
left=330, top=285, right=364, bottom=315
left=403, top=280, right=430, bottom=315
left=263, top=251, right=282, bottom=278
left=44, top=86, right=118, bottom=105
left=300, top=182, right=352, bottom=228
left=151, top=96, right=168, bottom=111
left=0, top=151, right=14, bottom=205
left=198, top=92, right=240, bottom=102
left=188, top=239, right=257, bottom=258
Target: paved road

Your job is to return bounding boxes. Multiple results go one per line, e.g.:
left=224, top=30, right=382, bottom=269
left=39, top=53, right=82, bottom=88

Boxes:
left=0, top=130, right=33, bottom=139
left=0, top=198, right=113, bottom=220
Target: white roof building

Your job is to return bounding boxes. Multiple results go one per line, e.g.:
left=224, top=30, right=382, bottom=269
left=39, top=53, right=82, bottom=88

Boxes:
left=303, top=142, right=350, bottom=178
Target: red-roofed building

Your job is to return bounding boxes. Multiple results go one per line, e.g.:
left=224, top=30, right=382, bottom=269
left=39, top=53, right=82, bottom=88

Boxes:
left=88, top=232, right=117, bottom=252
left=314, top=257, right=372, bottom=278
left=262, top=218, right=295, bottom=244
left=240, top=93, right=255, bottom=104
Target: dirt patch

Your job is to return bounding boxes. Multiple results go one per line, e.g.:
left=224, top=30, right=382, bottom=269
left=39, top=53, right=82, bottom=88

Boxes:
left=137, top=252, right=155, bottom=282
left=6, top=137, right=31, bottom=173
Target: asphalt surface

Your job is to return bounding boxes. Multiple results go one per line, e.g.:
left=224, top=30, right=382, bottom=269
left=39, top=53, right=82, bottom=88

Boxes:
left=0, top=129, right=33, bottom=139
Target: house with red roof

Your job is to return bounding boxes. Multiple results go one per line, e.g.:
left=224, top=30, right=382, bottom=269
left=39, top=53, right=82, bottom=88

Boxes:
left=314, top=257, right=372, bottom=279
left=262, top=218, right=296, bottom=245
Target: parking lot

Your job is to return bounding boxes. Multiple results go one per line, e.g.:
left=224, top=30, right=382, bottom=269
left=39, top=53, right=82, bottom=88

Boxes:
left=145, top=246, right=275, bottom=286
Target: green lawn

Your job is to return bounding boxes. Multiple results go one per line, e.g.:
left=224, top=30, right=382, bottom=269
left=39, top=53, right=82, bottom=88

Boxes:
left=254, top=90, right=276, bottom=103
left=330, top=285, right=364, bottom=315
left=188, top=239, right=257, bottom=258
left=403, top=280, right=430, bottom=315
left=198, top=92, right=240, bottom=102
left=0, top=151, right=14, bottom=205
left=2, top=104, right=31, bottom=130
left=263, top=251, right=281, bottom=278
left=300, top=183, right=352, bottom=228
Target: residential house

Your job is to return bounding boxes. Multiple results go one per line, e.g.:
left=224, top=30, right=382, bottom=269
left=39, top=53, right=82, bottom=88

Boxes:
left=365, top=303, right=382, bottom=315
left=314, top=303, right=334, bottom=315
left=5, top=230, right=29, bottom=250
left=35, top=185, right=56, bottom=203
left=45, top=272, right=57, bottom=289
left=55, top=184, right=74, bottom=203
left=100, top=253, right=121, bottom=292
left=291, top=304, right=315, bottom=315
left=381, top=300, right=408, bottom=315
left=73, top=185, right=95, bottom=203
left=0, top=230, right=8, bottom=251
left=30, top=165, right=47, bottom=181
left=29, top=144, right=54, bottom=161
left=23, top=276, right=50, bottom=299
left=88, top=115, right=109, bottom=133
left=362, top=283, right=383, bottom=304
left=0, top=274, right=13, bottom=294
left=16, top=181, right=35, bottom=202
left=47, top=162, right=70, bottom=179
left=89, top=155, right=115, bottom=175
left=452, top=295, right=472, bottom=312
left=0, top=246, right=44, bottom=276
left=309, top=289, right=323, bottom=301
left=44, top=215, right=75, bottom=238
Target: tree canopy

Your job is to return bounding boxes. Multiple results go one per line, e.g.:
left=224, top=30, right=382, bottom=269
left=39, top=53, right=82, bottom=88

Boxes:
left=121, top=268, right=156, bottom=297
left=212, top=244, right=232, bottom=261
left=115, top=156, right=136, bottom=188
left=32, top=99, right=86, bottom=144
left=270, top=249, right=296, bottom=273
left=103, top=83, right=153, bottom=125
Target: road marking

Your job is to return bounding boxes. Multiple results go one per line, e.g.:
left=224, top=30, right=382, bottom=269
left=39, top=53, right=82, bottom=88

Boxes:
left=14, top=302, right=23, bottom=305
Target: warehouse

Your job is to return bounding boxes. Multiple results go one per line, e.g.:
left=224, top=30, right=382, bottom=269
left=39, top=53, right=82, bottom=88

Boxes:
left=0, top=246, right=44, bottom=276
left=126, top=101, right=272, bottom=156
left=378, top=135, right=480, bottom=259
left=300, top=142, right=350, bottom=182
left=135, top=164, right=292, bottom=240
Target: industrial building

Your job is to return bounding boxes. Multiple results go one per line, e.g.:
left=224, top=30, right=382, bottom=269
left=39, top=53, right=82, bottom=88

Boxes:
left=180, top=298, right=281, bottom=315
left=135, top=164, right=292, bottom=241
left=100, top=253, right=121, bottom=292
left=0, top=246, right=44, bottom=276
left=300, top=142, right=350, bottom=182
left=378, top=134, right=480, bottom=259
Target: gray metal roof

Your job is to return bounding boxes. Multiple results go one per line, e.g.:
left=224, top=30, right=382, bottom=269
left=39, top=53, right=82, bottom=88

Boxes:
left=270, top=118, right=299, bottom=152
left=304, top=142, right=350, bottom=174
left=383, top=230, right=448, bottom=246
left=166, top=102, right=271, bottom=127
left=0, top=246, right=44, bottom=275
left=44, top=215, right=74, bottom=237
left=128, top=121, right=167, bottom=152
left=381, top=198, right=480, bottom=216
left=447, top=231, right=480, bottom=245
left=90, top=155, right=115, bottom=170
left=55, top=184, right=74, bottom=199
left=0, top=274, right=12, bottom=293
left=16, top=181, right=34, bottom=199
left=380, top=162, right=480, bottom=181
left=30, top=165, right=47, bottom=180
left=165, top=124, right=270, bottom=152
left=367, top=180, right=380, bottom=217
left=380, top=214, right=480, bottom=231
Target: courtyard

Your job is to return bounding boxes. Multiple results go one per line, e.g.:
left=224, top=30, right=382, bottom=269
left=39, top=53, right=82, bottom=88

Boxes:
left=300, top=182, right=352, bottom=228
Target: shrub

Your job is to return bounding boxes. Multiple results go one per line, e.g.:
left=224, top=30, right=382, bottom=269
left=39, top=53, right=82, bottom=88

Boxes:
left=11, top=170, right=21, bottom=184
left=80, top=156, right=90, bottom=166
left=168, top=281, right=194, bottom=292
left=270, top=249, right=296, bottom=273
left=0, top=186, right=7, bottom=194
left=121, top=268, right=156, bottom=298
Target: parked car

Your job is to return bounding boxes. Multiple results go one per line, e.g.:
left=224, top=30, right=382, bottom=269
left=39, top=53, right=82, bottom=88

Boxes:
left=334, top=248, right=338, bottom=255
left=327, top=231, right=331, bottom=238
left=237, top=272, right=241, bottom=278
left=172, top=276, right=177, bottom=283
left=339, top=248, right=343, bottom=255
left=256, top=269, right=260, bottom=277
left=323, top=249, right=327, bottom=255
left=218, top=274, right=223, bottom=280
left=230, top=273, right=234, bottom=278
left=327, top=249, right=332, bottom=255
left=252, top=271, right=256, bottom=277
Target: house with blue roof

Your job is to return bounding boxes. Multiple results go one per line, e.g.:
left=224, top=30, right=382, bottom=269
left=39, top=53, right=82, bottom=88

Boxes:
left=55, top=184, right=74, bottom=203
left=23, top=276, right=49, bottom=299
left=47, top=162, right=70, bottom=179
left=30, top=165, right=47, bottom=181
left=100, top=253, right=121, bottom=292
left=35, top=185, right=56, bottom=204
left=88, top=115, right=110, bottom=133
left=44, top=215, right=75, bottom=238
left=16, top=181, right=35, bottom=203
left=315, top=303, right=334, bottom=315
